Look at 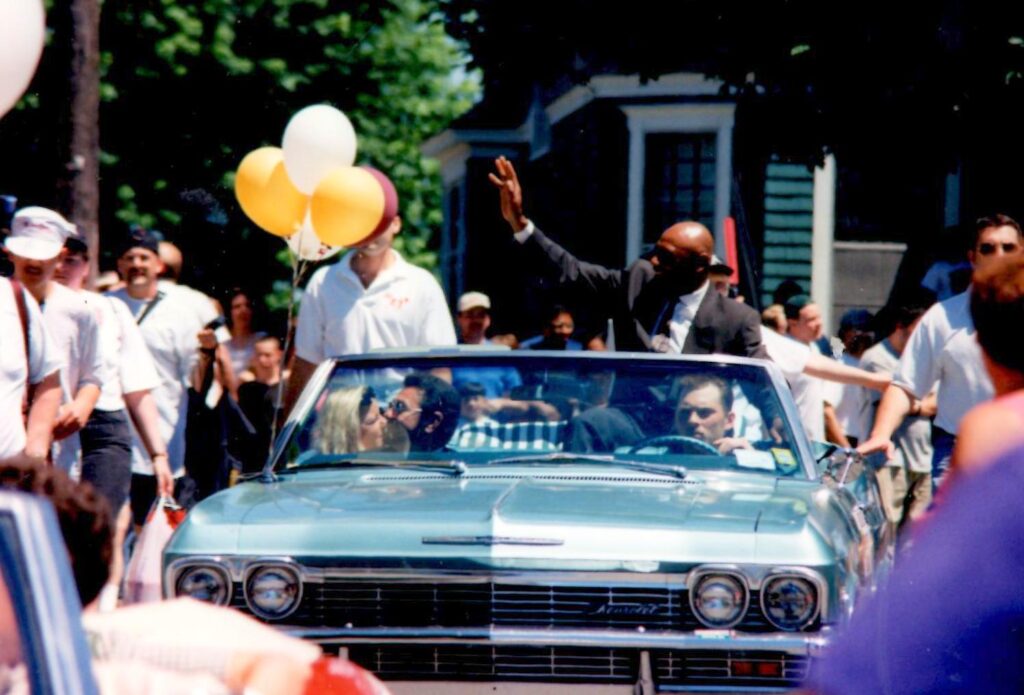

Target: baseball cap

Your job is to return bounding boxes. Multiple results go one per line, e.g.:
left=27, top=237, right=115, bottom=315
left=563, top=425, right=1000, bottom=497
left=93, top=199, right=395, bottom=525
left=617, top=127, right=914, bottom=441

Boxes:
left=4, top=207, right=76, bottom=260
left=709, top=255, right=734, bottom=274
left=457, top=291, right=491, bottom=313
left=116, top=225, right=162, bottom=257
left=839, top=308, right=873, bottom=333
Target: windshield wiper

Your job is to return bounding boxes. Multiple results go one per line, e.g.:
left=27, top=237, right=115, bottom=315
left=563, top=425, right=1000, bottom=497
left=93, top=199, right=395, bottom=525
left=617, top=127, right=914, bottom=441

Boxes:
left=482, top=452, right=686, bottom=479
left=281, top=455, right=467, bottom=476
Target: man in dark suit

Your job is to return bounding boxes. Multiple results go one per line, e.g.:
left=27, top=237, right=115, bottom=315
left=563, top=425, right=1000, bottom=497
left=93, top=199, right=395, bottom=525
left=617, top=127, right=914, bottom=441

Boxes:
left=488, top=156, right=767, bottom=358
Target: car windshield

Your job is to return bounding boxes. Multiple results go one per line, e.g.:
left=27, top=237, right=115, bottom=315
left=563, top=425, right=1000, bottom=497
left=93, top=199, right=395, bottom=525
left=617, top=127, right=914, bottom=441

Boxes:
left=280, top=354, right=807, bottom=478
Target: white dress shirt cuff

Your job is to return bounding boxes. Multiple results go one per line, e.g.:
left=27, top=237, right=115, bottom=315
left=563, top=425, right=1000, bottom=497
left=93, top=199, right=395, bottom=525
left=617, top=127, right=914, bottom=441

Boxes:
left=513, top=220, right=535, bottom=244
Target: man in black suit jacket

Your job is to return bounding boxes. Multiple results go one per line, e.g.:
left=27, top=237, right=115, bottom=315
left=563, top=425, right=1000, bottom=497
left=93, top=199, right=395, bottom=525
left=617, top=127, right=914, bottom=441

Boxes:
left=488, top=157, right=767, bottom=358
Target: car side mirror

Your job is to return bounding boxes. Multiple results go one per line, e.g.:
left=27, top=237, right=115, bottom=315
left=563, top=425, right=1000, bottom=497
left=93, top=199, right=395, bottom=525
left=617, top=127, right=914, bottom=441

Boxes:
left=813, top=442, right=860, bottom=485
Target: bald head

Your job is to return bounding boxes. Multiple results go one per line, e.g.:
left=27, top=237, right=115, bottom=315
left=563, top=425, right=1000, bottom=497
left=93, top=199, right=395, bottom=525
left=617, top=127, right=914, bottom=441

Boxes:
left=650, top=221, right=714, bottom=293
left=660, top=222, right=714, bottom=256
left=158, top=241, right=183, bottom=282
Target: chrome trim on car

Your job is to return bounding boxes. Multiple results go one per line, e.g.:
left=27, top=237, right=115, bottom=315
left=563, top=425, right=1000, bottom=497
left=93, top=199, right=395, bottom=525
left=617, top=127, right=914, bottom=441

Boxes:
left=165, top=555, right=234, bottom=602
left=282, top=625, right=832, bottom=655
left=759, top=567, right=827, bottom=631
left=242, top=561, right=304, bottom=621
left=422, top=535, right=566, bottom=546
left=686, top=566, right=750, bottom=629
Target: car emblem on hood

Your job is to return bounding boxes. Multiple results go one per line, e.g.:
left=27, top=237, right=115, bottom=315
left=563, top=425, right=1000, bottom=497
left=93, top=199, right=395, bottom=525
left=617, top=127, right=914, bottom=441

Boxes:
left=421, top=536, right=565, bottom=546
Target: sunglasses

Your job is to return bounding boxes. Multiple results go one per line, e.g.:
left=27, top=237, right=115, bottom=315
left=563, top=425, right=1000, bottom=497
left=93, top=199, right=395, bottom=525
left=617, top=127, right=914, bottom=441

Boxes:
left=383, top=399, right=422, bottom=416
left=976, top=242, right=1021, bottom=256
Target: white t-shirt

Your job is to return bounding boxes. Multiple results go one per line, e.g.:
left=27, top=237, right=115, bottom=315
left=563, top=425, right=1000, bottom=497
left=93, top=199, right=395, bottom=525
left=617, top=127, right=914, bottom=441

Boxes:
left=226, top=332, right=265, bottom=375
left=0, top=278, right=63, bottom=460
left=825, top=352, right=869, bottom=441
left=85, top=292, right=161, bottom=412
left=294, top=250, right=457, bottom=363
left=42, top=283, right=106, bottom=472
left=893, top=290, right=993, bottom=434
left=774, top=335, right=823, bottom=442
left=860, top=339, right=933, bottom=473
left=762, top=327, right=811, bottom=380
left=108, top=284, right=217, bottom=475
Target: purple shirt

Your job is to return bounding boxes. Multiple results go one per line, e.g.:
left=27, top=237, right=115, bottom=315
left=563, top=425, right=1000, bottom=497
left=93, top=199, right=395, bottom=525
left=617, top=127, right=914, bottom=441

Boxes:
left=805, top=443, right=1024, bottom=694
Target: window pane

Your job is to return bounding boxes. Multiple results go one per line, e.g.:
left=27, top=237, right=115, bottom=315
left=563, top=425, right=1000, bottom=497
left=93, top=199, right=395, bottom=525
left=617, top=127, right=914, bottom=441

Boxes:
left=644, top=133, right=717, bottom=242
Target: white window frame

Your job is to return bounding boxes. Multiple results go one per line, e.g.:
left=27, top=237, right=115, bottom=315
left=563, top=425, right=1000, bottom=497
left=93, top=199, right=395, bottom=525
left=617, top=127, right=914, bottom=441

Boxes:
left=621, top=103, right=735, bottom=261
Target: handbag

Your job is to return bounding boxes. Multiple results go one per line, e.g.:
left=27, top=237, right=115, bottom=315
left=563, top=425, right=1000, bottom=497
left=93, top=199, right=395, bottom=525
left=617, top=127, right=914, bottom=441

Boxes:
left=123, top=496, right=185, bottom=604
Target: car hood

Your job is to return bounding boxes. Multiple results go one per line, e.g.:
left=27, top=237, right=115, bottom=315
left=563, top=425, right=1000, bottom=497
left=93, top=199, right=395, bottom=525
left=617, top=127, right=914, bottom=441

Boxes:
left=169, top=466, right=833, bottom=570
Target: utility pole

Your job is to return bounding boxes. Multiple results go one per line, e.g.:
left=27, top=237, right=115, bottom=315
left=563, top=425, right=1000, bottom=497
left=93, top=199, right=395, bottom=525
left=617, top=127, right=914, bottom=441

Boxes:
left=69, top=0, right=100, bottom=285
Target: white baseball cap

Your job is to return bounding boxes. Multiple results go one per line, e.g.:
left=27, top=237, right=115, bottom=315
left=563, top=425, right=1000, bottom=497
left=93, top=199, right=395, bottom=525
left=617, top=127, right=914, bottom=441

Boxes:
left=457, top=291, right=491, bottom=313
left=5, top=207, right=77, bottom=261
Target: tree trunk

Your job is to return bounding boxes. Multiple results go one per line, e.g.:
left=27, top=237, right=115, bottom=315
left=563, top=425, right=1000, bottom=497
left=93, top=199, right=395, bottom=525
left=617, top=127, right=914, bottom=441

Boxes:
left=69, top=0, right=100, bottom=286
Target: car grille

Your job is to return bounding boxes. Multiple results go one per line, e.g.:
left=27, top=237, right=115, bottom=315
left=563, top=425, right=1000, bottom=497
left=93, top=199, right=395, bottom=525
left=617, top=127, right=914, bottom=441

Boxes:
left=656, top=650, right=811, bottom=687
left=231, top=580, right=790, bottom=632
left=346, top=645, right=636, bottom=682
left=342, top=645, right=809, bottom=685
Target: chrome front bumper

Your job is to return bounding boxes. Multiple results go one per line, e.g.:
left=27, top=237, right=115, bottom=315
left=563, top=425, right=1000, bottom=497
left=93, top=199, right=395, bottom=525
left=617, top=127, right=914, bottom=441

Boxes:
left=286, top=625, right=831, bottom=653
left=287, top=626, right=828, bottom=693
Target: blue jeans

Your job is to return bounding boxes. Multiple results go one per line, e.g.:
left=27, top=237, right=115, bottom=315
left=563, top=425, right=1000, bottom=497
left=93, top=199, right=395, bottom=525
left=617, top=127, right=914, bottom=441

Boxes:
left=931, top=426, right=956, bottom=494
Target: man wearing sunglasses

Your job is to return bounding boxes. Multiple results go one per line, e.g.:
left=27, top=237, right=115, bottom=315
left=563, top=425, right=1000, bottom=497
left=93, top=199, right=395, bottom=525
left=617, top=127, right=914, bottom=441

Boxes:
left=859, top=214, right=1023, bottom=492
left=382, top=373, right=461, bottom=452
left=488, top=157, right=766, bottom=358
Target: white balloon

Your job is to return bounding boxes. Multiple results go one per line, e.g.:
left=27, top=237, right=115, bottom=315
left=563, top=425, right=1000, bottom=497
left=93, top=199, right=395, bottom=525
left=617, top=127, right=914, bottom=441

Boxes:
left=286, top=214, right=343, bottom=262
left=281, top=104, right=357, bottom=194
left=0, top=0, right=46, bottom=119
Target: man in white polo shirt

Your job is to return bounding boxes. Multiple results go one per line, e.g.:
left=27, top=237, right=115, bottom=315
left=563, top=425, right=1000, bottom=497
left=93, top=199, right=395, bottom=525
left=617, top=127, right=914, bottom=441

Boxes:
left=859, top=214, right=1022, bottom=489
left=5, top=207, right=105, bottom=474
left=285, top=214, right=456, bottom=413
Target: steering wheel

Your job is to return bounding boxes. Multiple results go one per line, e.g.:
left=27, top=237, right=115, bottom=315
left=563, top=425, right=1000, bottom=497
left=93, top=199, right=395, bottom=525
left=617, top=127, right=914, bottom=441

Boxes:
left=625, top=435, right=721, bottom=456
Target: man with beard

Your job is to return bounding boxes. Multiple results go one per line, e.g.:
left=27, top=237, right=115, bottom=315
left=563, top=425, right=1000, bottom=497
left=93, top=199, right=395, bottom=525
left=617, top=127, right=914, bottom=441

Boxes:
left=382, top=373, right=461, bottom=452
left=488, top=157, right=765, bottom=357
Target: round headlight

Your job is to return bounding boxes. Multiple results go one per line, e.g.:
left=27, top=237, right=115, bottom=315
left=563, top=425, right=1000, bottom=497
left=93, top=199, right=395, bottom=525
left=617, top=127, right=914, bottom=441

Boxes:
left=690, top=573, right=747, bottom=628
left=245, top=565, right=301, bottom=620
left=762, top=575, right=818, bottom=631
left=175, top=565, right=230, bottom=605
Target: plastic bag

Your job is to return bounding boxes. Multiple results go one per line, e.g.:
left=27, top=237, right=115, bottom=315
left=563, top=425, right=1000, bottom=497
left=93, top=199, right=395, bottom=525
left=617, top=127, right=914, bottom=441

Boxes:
left=123, top=496, right=184, bottom=604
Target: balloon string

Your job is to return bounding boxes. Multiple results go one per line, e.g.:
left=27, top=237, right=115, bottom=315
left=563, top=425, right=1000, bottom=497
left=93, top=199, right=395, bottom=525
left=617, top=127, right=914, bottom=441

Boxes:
left=267, top=247, right=310, bottom=464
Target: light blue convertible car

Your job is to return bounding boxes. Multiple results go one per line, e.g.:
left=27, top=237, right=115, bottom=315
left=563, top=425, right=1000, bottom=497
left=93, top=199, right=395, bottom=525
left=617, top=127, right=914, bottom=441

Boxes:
left=164, top=350, right=893, bottom=693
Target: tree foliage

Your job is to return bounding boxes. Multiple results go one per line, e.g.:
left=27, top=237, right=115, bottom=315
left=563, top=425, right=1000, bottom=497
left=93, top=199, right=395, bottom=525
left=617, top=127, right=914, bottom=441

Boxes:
left=1, top=0, right=479, bottom=301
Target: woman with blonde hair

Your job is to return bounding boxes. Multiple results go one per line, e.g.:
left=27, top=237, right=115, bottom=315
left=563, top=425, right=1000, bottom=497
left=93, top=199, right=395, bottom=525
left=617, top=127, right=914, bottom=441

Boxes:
left=314, top=385, right=386, bottom=454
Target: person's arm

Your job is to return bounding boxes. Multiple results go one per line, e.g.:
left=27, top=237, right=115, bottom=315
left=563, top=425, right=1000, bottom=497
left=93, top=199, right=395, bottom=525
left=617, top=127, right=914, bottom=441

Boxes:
left=856, top=383, right=914, bottom=458
left=804, top=352, right=891, bottom=390
left=488, top=156, right=623, bottom=297
left=823, top=402, right=852, bottom=448
left=123, top=389, right=174, bottom=497
left=283, top=357, right=318, bottom=421
left=23, top=371, right=61, bottom=462
left=52, top=384, right=101, bottom=441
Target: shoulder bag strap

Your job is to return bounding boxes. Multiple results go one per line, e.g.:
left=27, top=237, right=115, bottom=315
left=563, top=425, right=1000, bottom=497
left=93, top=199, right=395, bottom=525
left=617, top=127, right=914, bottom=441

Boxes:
left=10, top=279, right=31, bottom=419
left=135, top=290, right=165, bottom=325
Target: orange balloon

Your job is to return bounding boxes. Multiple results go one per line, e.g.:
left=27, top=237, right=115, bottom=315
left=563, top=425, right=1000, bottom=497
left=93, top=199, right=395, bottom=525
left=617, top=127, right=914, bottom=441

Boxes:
left=310, top=166, right=385, bottom=247
left=234, top=147, right=308, bottom=237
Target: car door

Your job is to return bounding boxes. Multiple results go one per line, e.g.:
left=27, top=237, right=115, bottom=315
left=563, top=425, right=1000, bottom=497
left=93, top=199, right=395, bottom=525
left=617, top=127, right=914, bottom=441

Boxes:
left=0, top=490, right=98, bottom=694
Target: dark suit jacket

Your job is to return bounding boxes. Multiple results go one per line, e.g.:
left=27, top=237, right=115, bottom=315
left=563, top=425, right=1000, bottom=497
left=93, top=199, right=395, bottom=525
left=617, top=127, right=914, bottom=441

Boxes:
left=524, top=228, right=767, bottom=358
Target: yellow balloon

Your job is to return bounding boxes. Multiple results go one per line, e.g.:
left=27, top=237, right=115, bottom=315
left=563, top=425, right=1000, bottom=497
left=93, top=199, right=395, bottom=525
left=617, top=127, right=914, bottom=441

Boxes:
left=234, top=147, right=308, bottom=237
left=310, top=166, right=386, bottom=247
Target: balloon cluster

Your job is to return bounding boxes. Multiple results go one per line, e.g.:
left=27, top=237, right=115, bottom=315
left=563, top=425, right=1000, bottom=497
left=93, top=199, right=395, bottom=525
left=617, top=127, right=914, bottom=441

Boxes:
left=234, top=105, right=398, bottom=261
